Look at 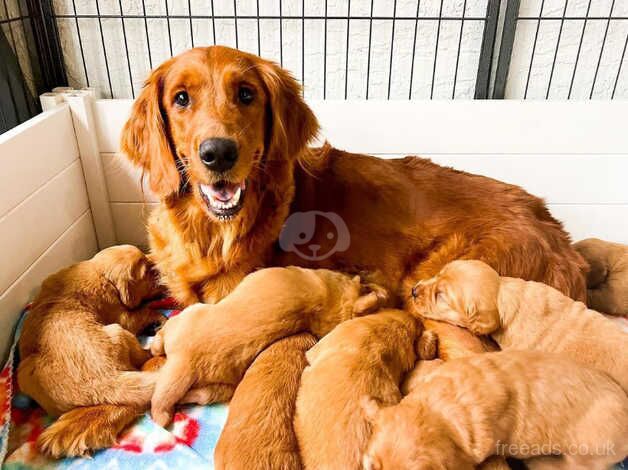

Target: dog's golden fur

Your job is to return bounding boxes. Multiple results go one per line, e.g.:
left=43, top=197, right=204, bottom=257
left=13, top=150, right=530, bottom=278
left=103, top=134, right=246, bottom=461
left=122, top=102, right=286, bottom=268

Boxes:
left=294, top=310, right=418, bottom=470
left=362, top=350, right=628, bottom=470
left=574, top=238, right=628, bottom=316
left=413, top=259, right=628, bottom=392
left=120, top=45, right=587, bottom=364
left=149, top=266, right=385, bottom=426
left=17, top=245, right=163, bottom=457
left=214, top=333, right=316, bottom=470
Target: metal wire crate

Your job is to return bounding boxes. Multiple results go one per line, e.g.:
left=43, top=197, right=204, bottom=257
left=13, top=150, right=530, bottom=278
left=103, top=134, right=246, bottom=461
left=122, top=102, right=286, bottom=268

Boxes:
left=1, top=0, right=627, bottom=135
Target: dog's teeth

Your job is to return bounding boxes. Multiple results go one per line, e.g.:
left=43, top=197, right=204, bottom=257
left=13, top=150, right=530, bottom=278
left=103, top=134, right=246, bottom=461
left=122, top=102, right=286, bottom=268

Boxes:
left=233, top=187, right=242, bottom=204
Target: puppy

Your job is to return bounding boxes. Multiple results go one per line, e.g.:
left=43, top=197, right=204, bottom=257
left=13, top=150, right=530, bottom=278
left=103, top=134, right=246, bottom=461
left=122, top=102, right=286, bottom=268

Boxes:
left=18, top=245, right=163, bottom=456
left=362, top=350, right=628, bottom=470
left=294, top=309, right=418, bottom=470
left=150, top=267, right=386, bottom=426
left=214, top=333, right=316, bottom=470
left=574, top=238, right=628, bottom=315
left=412, top=259, right=628, bottom=391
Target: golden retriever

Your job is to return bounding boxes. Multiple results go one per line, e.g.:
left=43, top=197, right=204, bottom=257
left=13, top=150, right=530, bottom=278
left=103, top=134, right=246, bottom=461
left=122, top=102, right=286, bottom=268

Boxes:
left=362, top=350, right=628, bottom=470
left=17, top=245, right=163, bottom=457
left=149, top=266, right=386, bottom=426
left=214, top=333, right=316, bottom=470
left=294, top=309, right=419, bottom=470
left=412, top=259, right=628, bottom=391
left=574, top=238, right=628, bottom=315
left=119, top=45, right=587, bottom=363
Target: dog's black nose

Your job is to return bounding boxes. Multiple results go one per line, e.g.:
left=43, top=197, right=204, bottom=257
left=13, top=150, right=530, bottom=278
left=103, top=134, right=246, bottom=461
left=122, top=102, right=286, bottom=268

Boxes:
left=199, top=138, right=238, bottom=172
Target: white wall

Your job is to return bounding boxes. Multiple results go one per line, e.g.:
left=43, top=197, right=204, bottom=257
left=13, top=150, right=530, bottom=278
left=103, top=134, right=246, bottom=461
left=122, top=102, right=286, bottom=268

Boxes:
left=44, top=0, right=628, bottom=100
left=93, top=99, right=628, bottom=249
left=0, top=105, right=98, bottom=358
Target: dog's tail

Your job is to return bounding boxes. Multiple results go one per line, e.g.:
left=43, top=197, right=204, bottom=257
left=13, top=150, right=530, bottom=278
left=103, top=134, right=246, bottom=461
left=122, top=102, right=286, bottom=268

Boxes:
left=37, top=371, right=157, bottom=458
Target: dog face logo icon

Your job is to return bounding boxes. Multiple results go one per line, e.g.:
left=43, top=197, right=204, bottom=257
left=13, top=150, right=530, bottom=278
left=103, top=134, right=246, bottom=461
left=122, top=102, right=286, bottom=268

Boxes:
left=279, top=211, right=350, bottom=261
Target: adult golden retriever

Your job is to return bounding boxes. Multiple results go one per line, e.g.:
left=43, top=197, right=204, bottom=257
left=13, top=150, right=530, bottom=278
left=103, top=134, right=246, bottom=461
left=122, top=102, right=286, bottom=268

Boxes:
left=121, top=45, right=585, bottom=304
left=122, top=44, right=585, bottom=348
left=52, top=45, right=586, bottom=454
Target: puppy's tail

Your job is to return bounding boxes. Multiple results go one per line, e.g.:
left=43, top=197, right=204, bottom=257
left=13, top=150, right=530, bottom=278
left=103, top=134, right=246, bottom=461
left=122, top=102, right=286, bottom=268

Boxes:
left=37, top=371, right=157, bottom=458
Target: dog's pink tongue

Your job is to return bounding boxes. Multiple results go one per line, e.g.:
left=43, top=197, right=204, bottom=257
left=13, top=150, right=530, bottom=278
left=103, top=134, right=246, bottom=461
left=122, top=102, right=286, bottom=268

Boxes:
left=208, top=181, right=245, bottom=202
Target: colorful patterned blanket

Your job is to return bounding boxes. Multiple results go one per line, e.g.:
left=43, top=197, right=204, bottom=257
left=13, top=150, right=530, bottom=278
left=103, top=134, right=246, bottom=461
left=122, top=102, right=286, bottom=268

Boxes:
left=1, top=301, right=627, bottom=469
left=1, top=300, right=228, bottom=469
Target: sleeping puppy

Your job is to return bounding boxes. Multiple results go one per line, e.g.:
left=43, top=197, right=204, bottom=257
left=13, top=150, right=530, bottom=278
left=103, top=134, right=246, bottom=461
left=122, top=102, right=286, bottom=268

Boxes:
left=412, top=259, right=628, bottom=391
left=18, top=245, right=163, bottom=456
left=574, top=238, right=628, bottom=315
left=214, top=333, right=316, bottom=470
left=150, top=267, right=386, bottom=427
left=401, top=359, right=515, bottom=470
left=362, top=350, right=628, bottom=470
left=294, top=309, right=419, bottom=470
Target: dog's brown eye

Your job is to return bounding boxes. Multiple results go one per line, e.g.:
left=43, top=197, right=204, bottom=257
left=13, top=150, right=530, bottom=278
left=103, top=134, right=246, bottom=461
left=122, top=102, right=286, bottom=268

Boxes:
left=238, top=86, right=254, bottom=105
left=174, top=91, right=190, bottom=107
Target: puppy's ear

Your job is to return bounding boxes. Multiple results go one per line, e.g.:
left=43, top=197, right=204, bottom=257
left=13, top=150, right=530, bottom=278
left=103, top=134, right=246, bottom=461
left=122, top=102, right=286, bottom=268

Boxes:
left=104, top=252, right=151, bottom=309
left=465, top=303, right=499, bottom=335
left=120, top=61, right=180, bottom=199
left=462, top=278, right=501, bottom=335
left=256, top=59, right=319, bottom=164
left=360, top=396, right=381, bottom=423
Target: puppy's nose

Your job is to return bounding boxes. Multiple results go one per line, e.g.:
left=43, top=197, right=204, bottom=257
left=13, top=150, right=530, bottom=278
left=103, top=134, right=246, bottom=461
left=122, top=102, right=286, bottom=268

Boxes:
left=411, top=280, right=424, bottom=299
left=199, top=138, right=238, bottom=172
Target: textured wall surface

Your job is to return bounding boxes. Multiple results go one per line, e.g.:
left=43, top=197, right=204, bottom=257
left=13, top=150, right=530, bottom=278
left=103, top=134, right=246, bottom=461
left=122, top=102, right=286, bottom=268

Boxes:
left=2, top=0, right=628, bottom=100
left=52, top=0, right=489, bottom=99
left=509, top=0, right=628, bottom=99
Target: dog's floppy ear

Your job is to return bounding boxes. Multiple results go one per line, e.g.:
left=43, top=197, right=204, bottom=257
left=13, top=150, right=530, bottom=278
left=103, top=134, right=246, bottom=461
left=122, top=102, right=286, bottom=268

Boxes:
left=256, top=59, right=319, bottom=164
left=120, top=62, right=180, bottom=199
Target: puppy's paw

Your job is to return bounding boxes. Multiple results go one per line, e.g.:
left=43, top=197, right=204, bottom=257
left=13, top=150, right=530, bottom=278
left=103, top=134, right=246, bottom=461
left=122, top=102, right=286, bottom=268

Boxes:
left=150, top=406, right=174, bottom=428
left=150, top=329, right=165, bottom=356
left=179, top=384, right=235, bottom=405
left=353, top=279, right=390, bottom=316
left=38, top=405, right=139, bottom=458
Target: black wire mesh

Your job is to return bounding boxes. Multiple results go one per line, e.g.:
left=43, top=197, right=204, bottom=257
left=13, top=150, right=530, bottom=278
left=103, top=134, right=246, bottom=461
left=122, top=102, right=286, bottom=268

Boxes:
left=3, top=0, right=628, bottom=136
left=49, top=0, right=494, bottom=100
left=0, top=0, right=40, bottom=133
left=497, top=0, right=628, bottom=99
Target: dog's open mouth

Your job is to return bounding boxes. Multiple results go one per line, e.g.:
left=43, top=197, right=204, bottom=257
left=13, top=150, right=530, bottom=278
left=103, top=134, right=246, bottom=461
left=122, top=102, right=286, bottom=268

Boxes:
left=199, top=180, right=246, bottom=221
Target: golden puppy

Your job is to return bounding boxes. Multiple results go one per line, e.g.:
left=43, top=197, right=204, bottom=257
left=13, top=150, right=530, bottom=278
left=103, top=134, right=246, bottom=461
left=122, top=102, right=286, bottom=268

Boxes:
left=294, top=309, right=419, bottom=470
left=150, top=267, right=386, bottom=426
left=574, top=238, right=628, bottom=315
left=412, top=259, right=628, bottom=391
left=362, top=350, right=628, bottom=470
left=214, top=333, right=316, bottom=470
left=17, top=245, right=163, bottom=457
